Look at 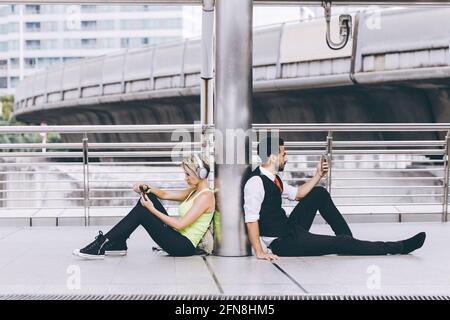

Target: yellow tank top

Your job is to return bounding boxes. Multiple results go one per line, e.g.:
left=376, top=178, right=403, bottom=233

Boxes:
left=178, top=188, right=214, bottom=247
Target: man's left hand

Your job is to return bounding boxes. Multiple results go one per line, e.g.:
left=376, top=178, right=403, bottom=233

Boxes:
left=316, top=155, right=329, bottom=178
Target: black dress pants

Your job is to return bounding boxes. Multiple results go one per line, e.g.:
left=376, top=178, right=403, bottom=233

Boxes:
left=269, top=187, right=403, bottom=256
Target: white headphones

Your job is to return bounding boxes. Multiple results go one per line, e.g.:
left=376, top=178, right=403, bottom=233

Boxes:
left=193, top=154, right=209, bottom=179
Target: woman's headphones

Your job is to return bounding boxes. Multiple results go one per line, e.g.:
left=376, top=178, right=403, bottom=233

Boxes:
left=193, top=154, right=209, bottom=179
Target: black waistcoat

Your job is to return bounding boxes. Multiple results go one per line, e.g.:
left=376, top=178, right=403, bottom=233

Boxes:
left=250, top=167, right=289, bottom=237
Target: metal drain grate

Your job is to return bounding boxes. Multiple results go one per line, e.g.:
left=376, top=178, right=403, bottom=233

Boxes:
left=0, top=294, right=449, bottom=301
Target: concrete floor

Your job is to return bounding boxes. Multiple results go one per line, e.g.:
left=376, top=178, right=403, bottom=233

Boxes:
left=0, top=222, right=449, bottom=296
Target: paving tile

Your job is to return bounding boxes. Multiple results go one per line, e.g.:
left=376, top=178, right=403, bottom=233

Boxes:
left=0, top=223, right=448, bottom=296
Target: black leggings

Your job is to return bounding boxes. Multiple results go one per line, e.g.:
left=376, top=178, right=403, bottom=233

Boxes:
left=270, top=187, right=403, bottom=256
left=105, top=193, right=195, bottom=257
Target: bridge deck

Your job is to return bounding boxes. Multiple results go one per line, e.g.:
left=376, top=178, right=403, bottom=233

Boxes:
left=0, top=222, right=448, bottom=296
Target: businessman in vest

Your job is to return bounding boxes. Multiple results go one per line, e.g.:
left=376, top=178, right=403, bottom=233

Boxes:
left=243, top=137, right=426, bottom=261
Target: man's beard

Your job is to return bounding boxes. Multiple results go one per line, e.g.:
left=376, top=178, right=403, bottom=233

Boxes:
left=277, top=163, right=285, bottom=172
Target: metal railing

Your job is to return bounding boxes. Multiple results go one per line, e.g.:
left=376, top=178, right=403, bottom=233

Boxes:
left=253, top=124, right=450, bottom=222
left=0, top=123, right=449, bottom=225
left=0, top=124, right=203, bottom=226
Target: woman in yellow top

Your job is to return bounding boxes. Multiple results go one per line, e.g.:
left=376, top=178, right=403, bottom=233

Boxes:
left=73, top=154, right=215, bottom=259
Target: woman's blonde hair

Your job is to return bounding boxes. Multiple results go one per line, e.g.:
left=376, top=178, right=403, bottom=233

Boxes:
left=182, top=154, right=210, bottom=179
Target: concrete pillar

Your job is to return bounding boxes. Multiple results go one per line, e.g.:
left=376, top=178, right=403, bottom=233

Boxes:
left=214, top=0, right=253, bottom=256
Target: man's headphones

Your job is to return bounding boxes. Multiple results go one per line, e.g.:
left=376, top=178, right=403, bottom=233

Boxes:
left=193, top=154, right=209, bottom=179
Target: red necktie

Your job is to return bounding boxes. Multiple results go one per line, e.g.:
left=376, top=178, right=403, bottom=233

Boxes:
left=274, top=176, right=283, bottom=193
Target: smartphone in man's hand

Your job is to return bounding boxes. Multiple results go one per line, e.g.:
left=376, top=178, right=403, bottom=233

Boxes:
left=321, top=154, right=329, bottom=177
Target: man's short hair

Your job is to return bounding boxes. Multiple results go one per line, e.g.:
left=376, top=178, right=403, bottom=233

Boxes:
left=257, top=137, right=284, bottom=163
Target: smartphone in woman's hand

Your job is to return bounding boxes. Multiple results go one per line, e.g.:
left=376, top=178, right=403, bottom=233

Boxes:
left=139, top=184, right=149, bottom=194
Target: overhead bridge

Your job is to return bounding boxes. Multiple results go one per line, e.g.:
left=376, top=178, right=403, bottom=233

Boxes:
left=12, top=7, right=450, bottom=143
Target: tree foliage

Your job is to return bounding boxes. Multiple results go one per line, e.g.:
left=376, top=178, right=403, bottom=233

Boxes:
left=0, top=96, right=61, bottom=148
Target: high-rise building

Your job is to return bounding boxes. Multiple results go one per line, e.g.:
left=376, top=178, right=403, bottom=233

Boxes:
left=253, top=6, right=323, bottom=26
left=0, top=4, right=200, bottom=96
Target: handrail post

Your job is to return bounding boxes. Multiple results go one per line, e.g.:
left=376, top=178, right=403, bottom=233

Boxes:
left=200, top=0, right=214, bottom=131
left=442, top=131, right=450, bottom=222
left=121, top=49, right=128, bottom=94
left=179, top=39, right=189, bottom=88
left=326, top=130, right=333, bottom=194
left=205, top=126, right=215, bottom=190
left=100, top=55, right=106, bottom=96
left=82, top=132, right=90, bottom=226
left=275, top=22, right=285, bottom=79
left=150, top=45, right=156, bottom=91
left=201, top=0, right=215, bottom=191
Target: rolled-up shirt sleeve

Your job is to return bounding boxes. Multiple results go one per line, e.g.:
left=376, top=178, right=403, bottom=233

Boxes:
left=244, top=176, right=265, bottom=223
left=282, top=182, right=298, bottom=201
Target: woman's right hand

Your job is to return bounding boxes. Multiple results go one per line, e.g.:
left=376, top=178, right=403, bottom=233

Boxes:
left=255, top=250, right=279, bottom=262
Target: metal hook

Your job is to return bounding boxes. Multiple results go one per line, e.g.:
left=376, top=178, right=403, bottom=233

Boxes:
left=322, top=1, right=352, bottom=50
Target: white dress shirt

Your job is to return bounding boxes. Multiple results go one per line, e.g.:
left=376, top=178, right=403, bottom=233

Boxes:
left=243, top=166, right=298, bottom=247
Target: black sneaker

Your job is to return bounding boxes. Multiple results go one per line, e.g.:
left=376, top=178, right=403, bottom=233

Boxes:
left=104, top=239, right=128, bottom=256
left=73, top=231, right=108, bottom=260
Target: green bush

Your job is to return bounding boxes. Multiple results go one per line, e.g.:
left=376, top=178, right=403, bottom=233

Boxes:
left=0, top=95, right=61, bottom=149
